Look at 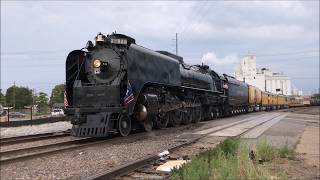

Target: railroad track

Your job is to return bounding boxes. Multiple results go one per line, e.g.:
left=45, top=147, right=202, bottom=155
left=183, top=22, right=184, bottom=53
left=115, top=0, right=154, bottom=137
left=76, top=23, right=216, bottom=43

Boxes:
left=0, top=124, right=198, bottom=166
left=0, top=130, right=71, bottom=146
left=1, top=111, right=289, bottom=177
left=87, top=113, right=287, bottom=180
left=0, top=137, right=107, bottom=165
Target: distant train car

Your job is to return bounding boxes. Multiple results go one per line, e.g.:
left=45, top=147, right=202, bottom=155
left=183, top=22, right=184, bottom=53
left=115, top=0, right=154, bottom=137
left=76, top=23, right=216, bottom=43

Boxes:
left=289, top=96, right=304, bottom=107
left=277, top=95, right=286, bottom=109
left=261, top=91, right=269, bottom=110
left=285, top=96, right=290, bottom=108
left=248, top=85, right=262, bottom=111
left=303, top=96, right=311, bottom=106
left=270, top=94, right=278, bottom=109
left=310, top=95, right=320, bottom=106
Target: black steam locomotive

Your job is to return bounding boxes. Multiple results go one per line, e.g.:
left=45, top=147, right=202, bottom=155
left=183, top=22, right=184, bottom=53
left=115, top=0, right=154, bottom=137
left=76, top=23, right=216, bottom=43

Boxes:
left=64, top=32, right=248, bottom=137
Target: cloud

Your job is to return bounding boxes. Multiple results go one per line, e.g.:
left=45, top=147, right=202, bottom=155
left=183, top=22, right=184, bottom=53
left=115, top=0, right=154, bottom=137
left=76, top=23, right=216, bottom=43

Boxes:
left=1, top=1, right=319, bottom=94
left=201, top=52, right=238, bottom=65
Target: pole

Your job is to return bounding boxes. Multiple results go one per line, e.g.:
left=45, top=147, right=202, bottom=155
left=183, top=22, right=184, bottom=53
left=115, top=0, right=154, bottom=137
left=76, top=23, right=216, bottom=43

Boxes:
left=13, top=81, right=16, bottom=109
left=175, top=33, right=178, bottom=55
left=7, top=108, right=10, bottom=127
left=30, top=106, right=33, bottom=122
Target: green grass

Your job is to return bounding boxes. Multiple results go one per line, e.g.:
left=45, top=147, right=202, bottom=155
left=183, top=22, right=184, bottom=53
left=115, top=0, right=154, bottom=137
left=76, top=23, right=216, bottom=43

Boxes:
left=278, top=144, right=296, bottom=160
left=256, top=138, right=276, bottom=161
left=171, top=138, right=296, bottom=180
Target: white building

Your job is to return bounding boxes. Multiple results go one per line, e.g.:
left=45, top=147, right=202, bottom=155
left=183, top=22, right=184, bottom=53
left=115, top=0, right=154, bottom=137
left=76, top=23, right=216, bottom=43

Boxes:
left=235, top=54, right=292, bottom=95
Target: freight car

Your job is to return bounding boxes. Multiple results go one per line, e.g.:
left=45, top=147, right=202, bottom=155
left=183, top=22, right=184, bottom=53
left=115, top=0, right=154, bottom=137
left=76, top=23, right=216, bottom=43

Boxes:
left=248, top=85, right=262, bottom=111
left=289, top=96, right=304, bottom=107
left=65, top=33, right=224, bottom=137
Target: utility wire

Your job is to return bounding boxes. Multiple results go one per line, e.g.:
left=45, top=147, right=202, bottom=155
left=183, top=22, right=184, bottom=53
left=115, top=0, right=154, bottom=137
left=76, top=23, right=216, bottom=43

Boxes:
left=179, top=1, right=210, bottom=43
left=256, top=49, right=319, bottom=57
left=258, top=55, right=319, bottom=62
left=2, top=49, right=69, bottom=55
left=179, top=1, right=207, bottom=36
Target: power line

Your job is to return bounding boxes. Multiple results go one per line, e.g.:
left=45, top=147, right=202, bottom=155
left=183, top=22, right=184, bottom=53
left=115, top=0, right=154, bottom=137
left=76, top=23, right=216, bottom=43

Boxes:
left=1, top=49, right=69, bottom=55
left=256, top=49, right=319, bottom=57
left=175, top=33, right=178, bottom=55
left=258, top=55, right=319, bottom=62
left=179, top=1, right=207, bottom=36
left=179, top=1, right=210, bottom=43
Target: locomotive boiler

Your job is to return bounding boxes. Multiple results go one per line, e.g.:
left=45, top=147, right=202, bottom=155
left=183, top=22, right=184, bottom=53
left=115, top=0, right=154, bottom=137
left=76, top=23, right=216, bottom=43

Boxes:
left=65, top=32, right=222, bottom=137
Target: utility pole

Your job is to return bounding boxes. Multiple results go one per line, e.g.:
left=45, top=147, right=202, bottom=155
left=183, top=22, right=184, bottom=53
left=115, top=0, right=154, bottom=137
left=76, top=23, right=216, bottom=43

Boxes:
left=32, top=88, right=36, bottom=112
left=175, top=33, right=178, bottom=55
left=13, top=81, right=16, bottom=109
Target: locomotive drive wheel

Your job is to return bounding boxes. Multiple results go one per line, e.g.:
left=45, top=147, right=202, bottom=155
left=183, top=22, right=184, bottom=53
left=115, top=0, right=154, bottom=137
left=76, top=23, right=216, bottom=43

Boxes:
left=119, top=115, right=131, bottom=136
left=154, top=114, right=169, bottom=129
left=168, top=110, right=182, bottom=127
left=192, top=106, right=201, bottom=123
left=182, top=108, right=192, bottom=125
left=143, top=117, right=153, bottom=132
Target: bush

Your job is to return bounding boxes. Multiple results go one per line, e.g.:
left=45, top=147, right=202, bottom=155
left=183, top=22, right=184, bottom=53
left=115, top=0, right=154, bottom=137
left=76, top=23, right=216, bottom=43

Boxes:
left=256, top=138, right=276, bottom=161
left=171, top=138, right=240, bottom=180
left=172, top=138, right=265, bottom=180
left=278, top=144, right=296, bottom=160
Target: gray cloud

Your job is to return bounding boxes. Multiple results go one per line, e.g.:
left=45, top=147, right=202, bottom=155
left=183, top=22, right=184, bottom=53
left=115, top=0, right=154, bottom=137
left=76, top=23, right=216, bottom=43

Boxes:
left=1, top=1, right=319, bottom=94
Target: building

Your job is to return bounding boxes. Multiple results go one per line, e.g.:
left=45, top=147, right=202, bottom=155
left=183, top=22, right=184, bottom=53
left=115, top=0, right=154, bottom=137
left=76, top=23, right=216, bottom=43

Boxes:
left=235, top=54, right=292, bottom=95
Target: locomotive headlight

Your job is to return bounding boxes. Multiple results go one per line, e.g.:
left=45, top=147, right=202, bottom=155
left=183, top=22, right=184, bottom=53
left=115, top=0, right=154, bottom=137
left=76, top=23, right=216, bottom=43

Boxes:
left=93, top=59, right=102, bottom=68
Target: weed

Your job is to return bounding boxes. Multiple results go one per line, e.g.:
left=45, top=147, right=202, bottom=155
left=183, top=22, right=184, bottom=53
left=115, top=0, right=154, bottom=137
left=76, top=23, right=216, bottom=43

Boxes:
left=218, top=138, right=239, bottom=156
left=171, top=138, right=293, bottom=179
left=278, top=144, right=296, bottom=160
left=256, top=138, right=276, bottom=161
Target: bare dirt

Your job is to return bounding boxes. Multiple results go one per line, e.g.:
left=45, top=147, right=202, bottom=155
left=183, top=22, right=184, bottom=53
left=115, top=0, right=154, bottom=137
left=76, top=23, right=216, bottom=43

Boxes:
left=269, top=106, right=320, bottom=179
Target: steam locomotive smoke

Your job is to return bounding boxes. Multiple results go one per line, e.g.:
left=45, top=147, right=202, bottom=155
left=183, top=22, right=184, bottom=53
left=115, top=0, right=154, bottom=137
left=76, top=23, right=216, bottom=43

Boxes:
left=201, top=52, right=238, bottom=65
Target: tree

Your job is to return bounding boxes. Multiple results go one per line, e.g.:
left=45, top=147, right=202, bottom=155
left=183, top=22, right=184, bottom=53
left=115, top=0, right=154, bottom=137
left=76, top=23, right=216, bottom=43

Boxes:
left=36, top=92, right=49, bottom=114
left=6, top=86, right=33, bottom=108
left=0, top=91, right=5, bottom=105
left=313, top=93, right=320, bottom=99
left=50, top=84, right=65, bottom=105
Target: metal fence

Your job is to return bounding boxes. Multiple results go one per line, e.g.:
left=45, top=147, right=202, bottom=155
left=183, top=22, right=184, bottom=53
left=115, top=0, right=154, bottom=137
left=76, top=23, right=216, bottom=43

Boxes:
left=0, top=107, right=67, bottom=127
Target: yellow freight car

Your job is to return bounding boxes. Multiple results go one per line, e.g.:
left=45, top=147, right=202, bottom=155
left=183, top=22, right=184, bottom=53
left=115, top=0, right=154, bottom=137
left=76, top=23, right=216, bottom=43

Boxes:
left=270, top=93, right=278, bottom=109
left=285, top=96, right=290, bottom=108
left=261, top=91, right=269, bottom=110
left=248, top=85, right=262, bottom=111
left=277, top=95, right=286, bottom=108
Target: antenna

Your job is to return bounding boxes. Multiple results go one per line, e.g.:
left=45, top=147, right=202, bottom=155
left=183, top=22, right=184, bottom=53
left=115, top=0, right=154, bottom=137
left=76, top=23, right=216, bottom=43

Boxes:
left=175, top=33, right=178, bottom=55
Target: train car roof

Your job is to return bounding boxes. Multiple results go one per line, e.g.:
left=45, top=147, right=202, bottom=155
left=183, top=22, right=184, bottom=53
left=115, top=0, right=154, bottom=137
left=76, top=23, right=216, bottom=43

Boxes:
left=223, top=73, right=247, bottom=86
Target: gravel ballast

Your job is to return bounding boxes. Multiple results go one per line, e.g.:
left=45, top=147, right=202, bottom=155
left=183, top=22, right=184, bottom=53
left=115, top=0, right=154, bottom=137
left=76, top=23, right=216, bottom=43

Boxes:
left=0, top=122, right=72, bottom=138
left=0, top=131, right=188, bottom=179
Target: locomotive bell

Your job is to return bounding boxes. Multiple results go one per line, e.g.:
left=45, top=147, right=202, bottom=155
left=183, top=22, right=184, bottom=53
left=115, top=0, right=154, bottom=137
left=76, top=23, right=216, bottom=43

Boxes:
left=95, top=32, right=105, bottom=43
left=135, top=104, right=147, bottom=121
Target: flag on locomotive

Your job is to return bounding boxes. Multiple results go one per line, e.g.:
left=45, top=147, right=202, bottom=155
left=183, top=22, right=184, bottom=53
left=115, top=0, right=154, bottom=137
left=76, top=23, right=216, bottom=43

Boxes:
left=123, top=80, right=134, bottom=105
left=64, top=91, right=69, bottom=107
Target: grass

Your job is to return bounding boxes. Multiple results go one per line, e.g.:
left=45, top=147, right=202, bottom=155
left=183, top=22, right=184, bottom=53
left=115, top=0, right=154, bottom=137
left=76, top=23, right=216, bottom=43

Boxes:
left=171, top=138, right=296, bottom=180
left=256, top=138, right=276, bottom=161
left=278, top=144, right=296, bottom=160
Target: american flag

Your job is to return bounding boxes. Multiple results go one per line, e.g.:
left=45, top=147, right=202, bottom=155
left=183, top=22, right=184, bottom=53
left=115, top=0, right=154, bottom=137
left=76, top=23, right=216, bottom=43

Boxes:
left=123, top=80, right=134, bottom=105
left=223, top=83, right=228, bottom=89
left=64, top=91, right=69, bottom=107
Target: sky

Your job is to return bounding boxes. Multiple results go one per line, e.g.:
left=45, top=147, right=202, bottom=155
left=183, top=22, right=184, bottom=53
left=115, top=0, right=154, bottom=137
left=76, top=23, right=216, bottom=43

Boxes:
left=1, top=1, right=319, bottom=95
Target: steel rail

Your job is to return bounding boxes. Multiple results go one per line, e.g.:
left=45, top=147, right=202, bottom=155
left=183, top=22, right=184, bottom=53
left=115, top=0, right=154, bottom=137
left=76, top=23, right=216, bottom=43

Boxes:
left=0, top=137, right=102, bottom=165
left=0, top=131, right=70, bottom=146
left=0, top=125, right=195, bottom=165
